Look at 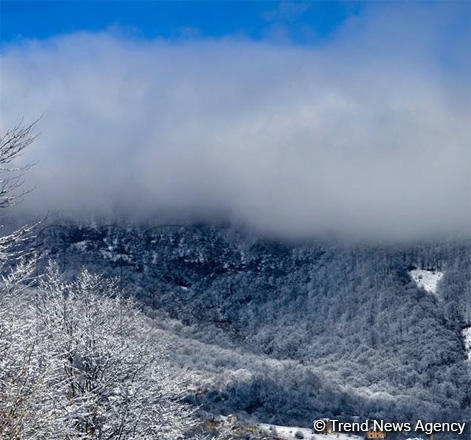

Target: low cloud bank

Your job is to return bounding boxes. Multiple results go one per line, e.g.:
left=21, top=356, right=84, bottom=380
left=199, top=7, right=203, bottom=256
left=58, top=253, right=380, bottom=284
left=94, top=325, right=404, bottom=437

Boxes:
left=1, top=4, right=470, bottom=240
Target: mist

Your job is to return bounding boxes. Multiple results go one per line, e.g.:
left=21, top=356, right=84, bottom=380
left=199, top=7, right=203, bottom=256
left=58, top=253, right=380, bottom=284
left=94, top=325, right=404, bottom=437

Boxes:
left=1, top=3, right=470, bottom=241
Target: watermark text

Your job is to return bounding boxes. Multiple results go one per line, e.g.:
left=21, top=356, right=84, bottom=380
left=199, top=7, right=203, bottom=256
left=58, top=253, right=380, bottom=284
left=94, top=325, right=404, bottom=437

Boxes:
left=312, top=419, right=466, bottom=436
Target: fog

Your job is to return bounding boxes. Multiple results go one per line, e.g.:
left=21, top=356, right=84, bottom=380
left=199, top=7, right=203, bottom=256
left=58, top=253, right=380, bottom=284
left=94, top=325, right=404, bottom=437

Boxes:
left=1, top=3, right=470, bottom=240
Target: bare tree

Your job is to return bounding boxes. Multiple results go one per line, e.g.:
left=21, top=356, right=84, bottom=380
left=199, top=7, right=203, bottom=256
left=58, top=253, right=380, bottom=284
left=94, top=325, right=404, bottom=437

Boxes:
left=0, top=120, right=37, bottom=209
left=0, top=120, right=38, bottom=267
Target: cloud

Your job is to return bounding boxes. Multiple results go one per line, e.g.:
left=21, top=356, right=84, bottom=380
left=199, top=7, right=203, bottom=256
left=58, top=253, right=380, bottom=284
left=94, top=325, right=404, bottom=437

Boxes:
left=1, top=3, right=470, bottom=241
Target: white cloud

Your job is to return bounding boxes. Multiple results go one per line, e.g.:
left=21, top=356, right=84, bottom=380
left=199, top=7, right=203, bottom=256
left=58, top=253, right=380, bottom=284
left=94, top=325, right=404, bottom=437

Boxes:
left=1, top=4, right=470, bottom=240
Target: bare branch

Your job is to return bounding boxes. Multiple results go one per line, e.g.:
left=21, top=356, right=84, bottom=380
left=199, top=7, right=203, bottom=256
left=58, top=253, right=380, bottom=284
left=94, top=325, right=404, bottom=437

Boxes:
left=0, top=119, right=39, bottom=210
left=0, top=119, right=39, bottom=166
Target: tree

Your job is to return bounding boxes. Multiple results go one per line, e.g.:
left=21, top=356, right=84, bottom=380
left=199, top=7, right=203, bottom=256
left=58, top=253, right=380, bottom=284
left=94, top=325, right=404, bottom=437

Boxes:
left=0, top=121, right=41, bottom=438
left=33, top=262, right=199, bottom=439
left=0, top=120, right=37, bottom=271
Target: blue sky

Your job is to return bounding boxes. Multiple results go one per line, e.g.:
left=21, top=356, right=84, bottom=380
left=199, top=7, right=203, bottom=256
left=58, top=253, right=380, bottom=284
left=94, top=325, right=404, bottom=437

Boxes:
left=1, top=1, right=362, bottom=44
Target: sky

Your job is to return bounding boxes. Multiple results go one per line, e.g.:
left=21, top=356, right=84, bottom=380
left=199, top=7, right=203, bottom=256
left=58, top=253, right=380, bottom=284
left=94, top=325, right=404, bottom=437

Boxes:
left=0, top=1, right=470, bottom=241
left=1, top=1, right=359, bottom=44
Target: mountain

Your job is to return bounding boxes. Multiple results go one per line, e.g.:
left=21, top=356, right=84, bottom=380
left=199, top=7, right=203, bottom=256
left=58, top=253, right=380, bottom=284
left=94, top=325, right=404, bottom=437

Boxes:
left=35, top=222, right=471, bottom=432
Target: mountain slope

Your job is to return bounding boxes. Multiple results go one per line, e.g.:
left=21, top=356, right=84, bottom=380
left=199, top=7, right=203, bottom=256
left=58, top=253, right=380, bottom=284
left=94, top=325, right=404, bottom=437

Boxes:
left=35, top=223, right=471, bottom=427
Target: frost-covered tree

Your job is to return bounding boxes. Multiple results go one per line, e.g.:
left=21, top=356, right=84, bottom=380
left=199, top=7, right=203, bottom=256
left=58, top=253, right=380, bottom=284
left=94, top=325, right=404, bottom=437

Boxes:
left=2, top=259, right=208, bottom=439
left=33, top=261, right=199, bottom=439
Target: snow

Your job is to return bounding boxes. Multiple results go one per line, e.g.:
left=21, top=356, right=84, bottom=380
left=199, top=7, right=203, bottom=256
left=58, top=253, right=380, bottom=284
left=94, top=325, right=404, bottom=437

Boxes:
left=72, top=240, right=89, bottom=251
left=408, top=269, right=444, bottom=295
left=463, top=327, right=471, bottom=360
left=100, top=249, right=131, bottom=263
left=258, top=423, right=362, bottom=440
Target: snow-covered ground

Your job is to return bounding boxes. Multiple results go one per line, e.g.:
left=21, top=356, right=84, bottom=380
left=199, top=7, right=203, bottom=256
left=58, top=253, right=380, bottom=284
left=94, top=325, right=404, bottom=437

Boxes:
left=258, top=423, right=362, bottom=440
left=408, top=269, right=444, bottom=295
left=463, top=327, right=471, bottom=360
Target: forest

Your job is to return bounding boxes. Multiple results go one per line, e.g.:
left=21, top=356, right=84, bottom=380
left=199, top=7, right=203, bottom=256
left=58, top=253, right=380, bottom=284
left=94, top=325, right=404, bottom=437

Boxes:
left=32, top=222, right=471, bottom=430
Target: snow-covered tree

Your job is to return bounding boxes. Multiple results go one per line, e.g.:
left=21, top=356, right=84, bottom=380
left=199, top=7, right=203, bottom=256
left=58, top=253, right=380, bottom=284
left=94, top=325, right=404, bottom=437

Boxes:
left=33, top=261, right=199, bottom=439
left=0, top=121, right=41, bottom=438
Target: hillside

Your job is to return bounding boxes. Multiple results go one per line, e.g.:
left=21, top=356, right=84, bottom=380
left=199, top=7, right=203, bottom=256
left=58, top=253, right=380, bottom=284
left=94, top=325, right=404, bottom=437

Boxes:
left=35, top=222, right=471, bottom=431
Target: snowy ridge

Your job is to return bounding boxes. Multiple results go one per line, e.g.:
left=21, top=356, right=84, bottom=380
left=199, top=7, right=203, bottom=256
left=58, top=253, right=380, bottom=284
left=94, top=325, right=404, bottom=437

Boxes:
left=408, top=268, right=444, bottom=295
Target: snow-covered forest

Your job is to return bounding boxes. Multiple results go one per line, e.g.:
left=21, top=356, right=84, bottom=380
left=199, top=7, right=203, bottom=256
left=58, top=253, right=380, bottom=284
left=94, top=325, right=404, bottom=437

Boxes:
left=4, top=221, right=471, bottom=439
left=1, top=2, right=470, bottom=437
left=31, top=222, right=471, bottom=429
